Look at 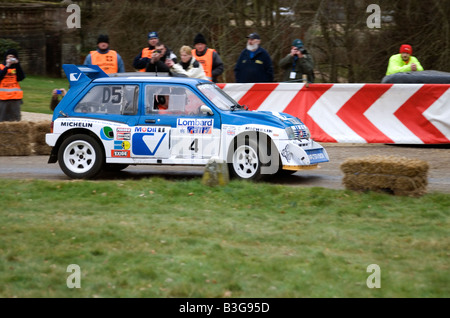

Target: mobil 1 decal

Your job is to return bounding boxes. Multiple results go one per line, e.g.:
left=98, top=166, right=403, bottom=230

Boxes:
left=132, top=126, right=167, bottom=156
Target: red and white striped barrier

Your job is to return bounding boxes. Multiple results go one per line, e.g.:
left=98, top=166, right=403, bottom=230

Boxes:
left=218, top=83, right=450, bottom=144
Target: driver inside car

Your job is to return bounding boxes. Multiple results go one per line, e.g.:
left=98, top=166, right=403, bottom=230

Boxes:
left=154, top=94, right=169, bottom=111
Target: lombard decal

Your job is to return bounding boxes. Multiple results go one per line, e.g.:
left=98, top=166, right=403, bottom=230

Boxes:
left=100, top=127, right=114, bottom=140
left=116, top=128, right=131, bottom=140
left=177, top=118, right=213, bottom=134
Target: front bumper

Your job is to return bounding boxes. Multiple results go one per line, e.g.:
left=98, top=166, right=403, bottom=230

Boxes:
left=279, top=140, right=329, bottom=170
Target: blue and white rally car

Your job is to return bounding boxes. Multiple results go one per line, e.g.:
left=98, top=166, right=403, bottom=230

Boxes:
left=46, top=65, right=329, bottom=180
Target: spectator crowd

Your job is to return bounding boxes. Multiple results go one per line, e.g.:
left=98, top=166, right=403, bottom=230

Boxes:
left=1, top=28, right=425, bottom=122
left=83, top=31, right=316, bottom=85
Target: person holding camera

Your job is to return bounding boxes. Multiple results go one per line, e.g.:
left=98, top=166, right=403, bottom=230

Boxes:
left=133, top=42, right=177, bottom=75
left=145, top=43, right=177, bottom=74
left=50, top=88, right=67, bottom=111
left=0, top=49, right=25, bottom=122
left=279, top=39, right=315, bottom=83
left=133, top=31, right=160, bottom=72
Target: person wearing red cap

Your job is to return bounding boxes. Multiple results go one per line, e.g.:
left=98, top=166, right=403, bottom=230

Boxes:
left=386, top=44, right=423, bottom=75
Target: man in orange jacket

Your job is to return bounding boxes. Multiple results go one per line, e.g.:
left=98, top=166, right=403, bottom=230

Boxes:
left=0, top=49, right=25, bottom=121
left=83, top=34, right=125, bottom=74
left=191, top=33, right=224, bottom=82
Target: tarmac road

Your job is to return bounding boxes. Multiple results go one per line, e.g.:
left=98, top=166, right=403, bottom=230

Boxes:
left=1, top=143, right=449, bottom=194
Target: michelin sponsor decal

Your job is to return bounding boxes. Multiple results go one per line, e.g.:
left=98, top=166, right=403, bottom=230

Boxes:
left=177, top=118, right=213, bottom=134
left=60, top=122, right=93, bottom=128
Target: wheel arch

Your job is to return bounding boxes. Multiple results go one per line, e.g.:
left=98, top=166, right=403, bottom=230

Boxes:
left=226, top=131, right=278, bottom=163
left=226, top=131, right=281, bottom=179
left=49, top=128, right=106, bottom=163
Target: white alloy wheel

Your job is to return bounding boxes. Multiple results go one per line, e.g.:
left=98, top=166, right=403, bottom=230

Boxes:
left=62, top=140, right=97, bottom=174
left=232, top=143, right=260, bottom=179
left=58, top=134, right=104, bottom=179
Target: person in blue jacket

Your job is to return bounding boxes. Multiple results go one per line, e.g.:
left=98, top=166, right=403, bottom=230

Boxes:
left=234, top=33, right=274, bottom=83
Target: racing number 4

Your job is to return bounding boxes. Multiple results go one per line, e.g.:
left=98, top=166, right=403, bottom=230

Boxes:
left=190, top=139, right=199, bottom=153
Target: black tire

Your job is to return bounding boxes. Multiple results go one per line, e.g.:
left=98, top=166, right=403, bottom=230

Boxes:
left=229, top=138, right=263, bottom=181
left=103, top=164, right=129, bottom=172
left=58, top=134, right=104, bottom=179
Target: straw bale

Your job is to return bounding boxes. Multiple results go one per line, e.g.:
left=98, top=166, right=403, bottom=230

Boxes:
left=341, top=155, right=428, bottom=177
left=31, top=120, right=52, bottom=155
left=0, top=122, right=32, bottom=156
left=341, top=155, right=429, bottom=197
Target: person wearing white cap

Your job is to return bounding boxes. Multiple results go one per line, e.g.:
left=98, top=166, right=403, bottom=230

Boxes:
left=234, top=33, right=274, bottom=83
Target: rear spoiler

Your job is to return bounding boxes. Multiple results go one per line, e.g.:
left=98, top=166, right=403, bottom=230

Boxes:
left=62, top=64, right=108, bottom=87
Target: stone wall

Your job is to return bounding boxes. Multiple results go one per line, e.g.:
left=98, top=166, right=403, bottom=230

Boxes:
left=0, top=2, right=81, bottom=77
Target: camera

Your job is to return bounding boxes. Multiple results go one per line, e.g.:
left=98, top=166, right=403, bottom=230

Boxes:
left=56, top=90, right=62, bottom=95
left=9, top=58, right=18, bottom=63
left=297, top=48, right=307, bottom=55
left=154, top=50, right=161, bottom=54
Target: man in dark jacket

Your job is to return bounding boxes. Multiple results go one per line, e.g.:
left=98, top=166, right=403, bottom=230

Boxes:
left=234, top=33, right=274, bottom=83
left=0, top=49, right=25, bottom=121
left=133, top=42, right=177, bottom=74
left=279, top=39, right=315, bottom=83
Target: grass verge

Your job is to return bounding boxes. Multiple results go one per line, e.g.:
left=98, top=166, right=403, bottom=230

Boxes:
left=0, top=178, right=448, bottom=298
left=20, top=75, right=69, bottom=114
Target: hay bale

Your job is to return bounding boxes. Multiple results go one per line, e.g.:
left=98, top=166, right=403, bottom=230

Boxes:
left=31, top=120, right=52, bottom=155
left=0, top=122, right=32, bottom=156
left=341, top=155, right=429, bottom=197
left=341, top=155, right=429, bottom=177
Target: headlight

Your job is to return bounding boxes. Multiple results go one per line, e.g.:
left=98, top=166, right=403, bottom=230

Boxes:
left=285, top=125, right=310, bottom=140
left=298, top=125, right=311, bottom=139
left=285, top=126, right=296, bottom=139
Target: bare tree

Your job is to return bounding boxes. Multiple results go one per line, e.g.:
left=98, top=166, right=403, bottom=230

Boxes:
left=79, top=0, right=450, bottom=83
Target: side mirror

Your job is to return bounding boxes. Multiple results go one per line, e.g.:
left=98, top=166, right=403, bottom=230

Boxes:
left=200, top=105, right=213, bottom=115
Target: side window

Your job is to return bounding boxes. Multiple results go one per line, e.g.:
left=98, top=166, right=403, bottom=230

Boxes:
left=145, top=85, right=204, bottom=115
left=74, top=85, right=139, bottom=115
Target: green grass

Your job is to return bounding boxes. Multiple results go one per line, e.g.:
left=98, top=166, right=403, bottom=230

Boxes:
left=20, top=75, right=69, bottom=114
left=0, top=178, right=448, bottom=298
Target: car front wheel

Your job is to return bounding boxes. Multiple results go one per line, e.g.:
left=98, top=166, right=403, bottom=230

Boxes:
left=229, top=139, right=262, bottom=180
left=58, top=134, right=104, bottom=179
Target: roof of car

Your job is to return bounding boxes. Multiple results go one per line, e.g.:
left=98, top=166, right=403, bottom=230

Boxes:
left=62, top=64, right=211, bottom=88
left=92, top=76, right=210, bottom=85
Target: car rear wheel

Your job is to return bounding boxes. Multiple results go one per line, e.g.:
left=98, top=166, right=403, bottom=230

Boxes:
left=229, top=139, right=262, bottom=180
left=58, top=134, right=104, bottom=179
